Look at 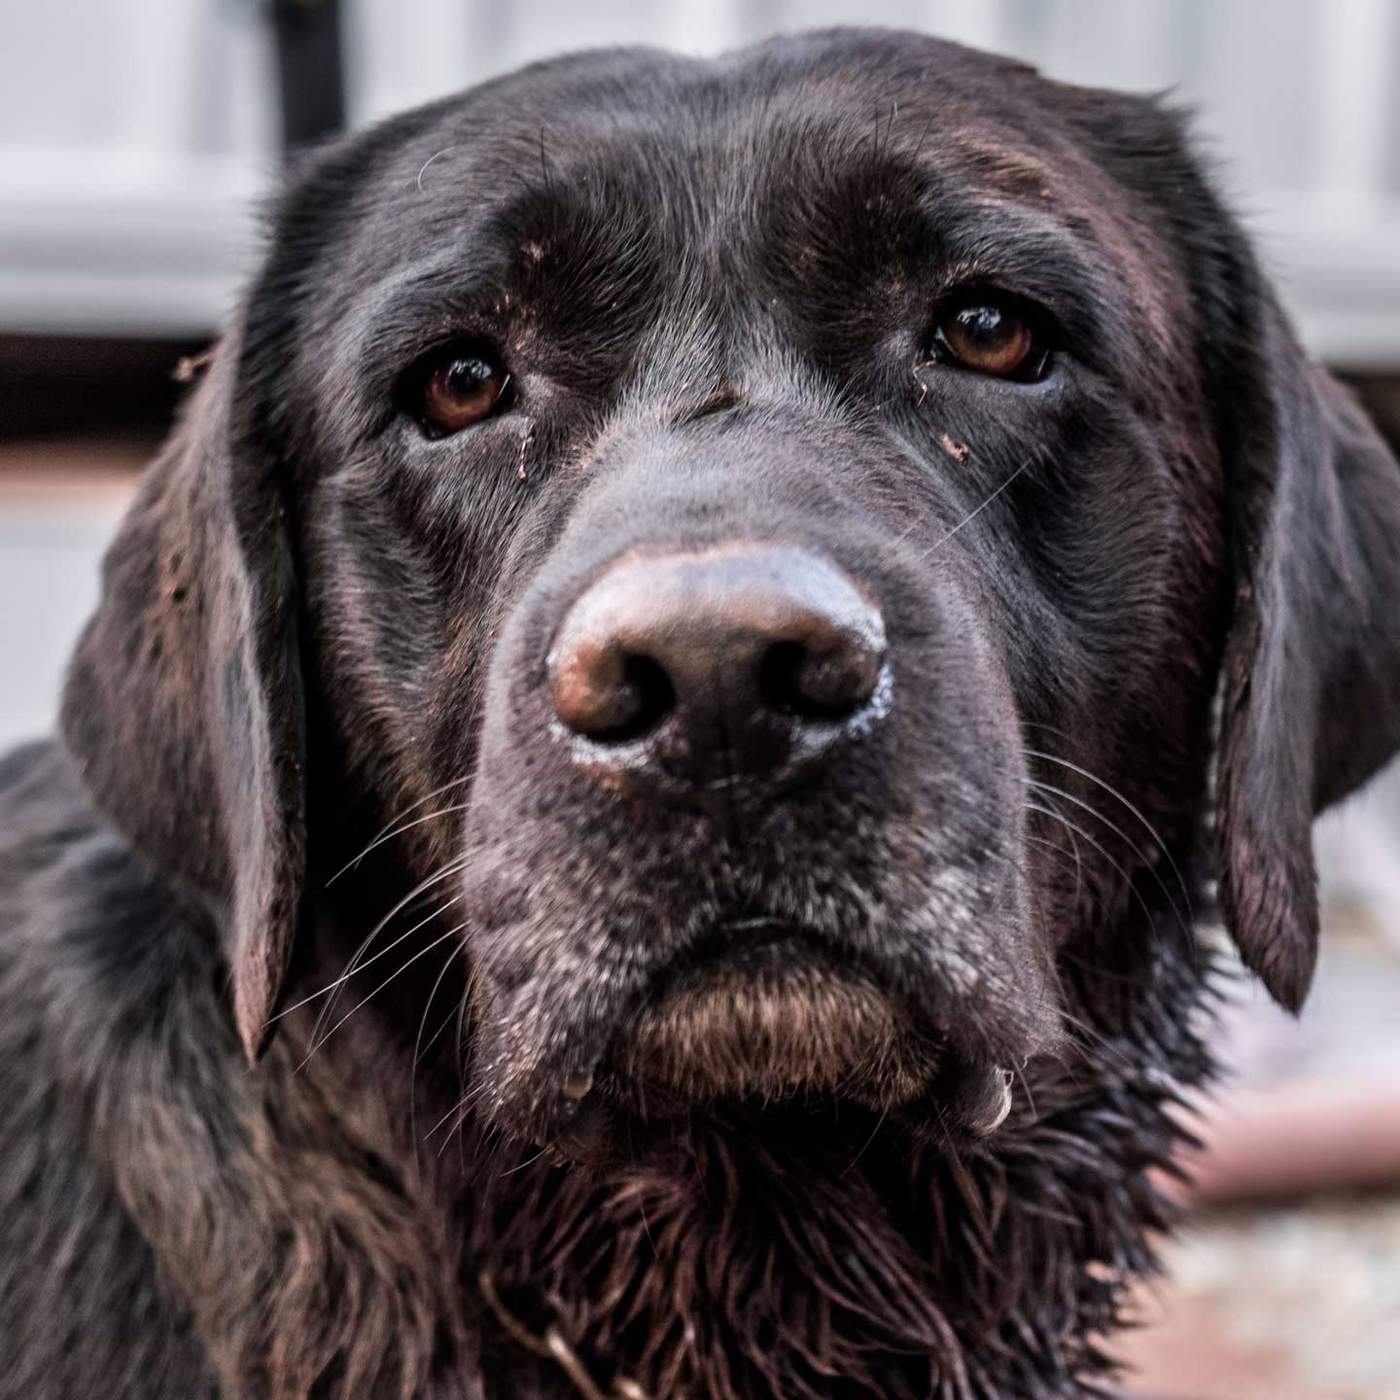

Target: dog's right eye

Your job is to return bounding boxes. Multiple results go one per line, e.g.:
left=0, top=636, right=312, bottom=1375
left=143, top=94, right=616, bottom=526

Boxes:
left=929, top=295, right=1052, bottom=384
left=412, top=347, right=511, bottom=436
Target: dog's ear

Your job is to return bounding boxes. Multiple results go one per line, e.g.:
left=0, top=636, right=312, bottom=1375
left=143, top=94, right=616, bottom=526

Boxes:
left=1214, top=263, right=1400, bottom=1010
left=1067, top=90, right=1400, bottom=1008
left=60, top=329, right=306, bottom=1061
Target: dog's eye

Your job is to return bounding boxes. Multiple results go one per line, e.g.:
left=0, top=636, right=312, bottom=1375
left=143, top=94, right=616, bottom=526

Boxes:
left=932, top=300, right=1049, bottom=383
left=416, top=348, right=510, bottom=435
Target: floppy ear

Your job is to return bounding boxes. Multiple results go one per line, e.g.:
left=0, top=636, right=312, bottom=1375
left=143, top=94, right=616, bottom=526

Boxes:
left=1062, top=90, right=1400, bottom=1008
left=60, top=330, right=306, bottom=1060
left=1216, top=266, right=1400, bottom=1010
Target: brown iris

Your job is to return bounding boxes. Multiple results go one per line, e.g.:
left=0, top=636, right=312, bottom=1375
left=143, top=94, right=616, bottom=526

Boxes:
left=418, top=349, right=509, bottom=434
left=935, top=301, right=1047, bottom=381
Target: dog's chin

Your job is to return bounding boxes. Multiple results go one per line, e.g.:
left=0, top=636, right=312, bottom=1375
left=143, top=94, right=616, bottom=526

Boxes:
left=615, top=954, right=942, bottom=1111
left=472, top=929, right=1028, bottom=1166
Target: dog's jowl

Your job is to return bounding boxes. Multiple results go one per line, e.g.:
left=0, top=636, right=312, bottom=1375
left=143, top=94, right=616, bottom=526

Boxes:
left=3, top=29, right=1399, bottom=1400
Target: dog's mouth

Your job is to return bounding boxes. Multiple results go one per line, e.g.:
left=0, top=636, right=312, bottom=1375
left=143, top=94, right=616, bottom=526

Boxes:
left=555, top=917, right=1011, bottom=1143
left=468, top=884, right=1048, bottom=1159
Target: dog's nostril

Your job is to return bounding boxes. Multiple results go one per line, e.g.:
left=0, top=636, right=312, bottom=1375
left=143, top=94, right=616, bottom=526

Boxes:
left=759, top=637, right=881, bottom=721
left=606, top=654, right=675, bottom=742
left=553, top=645, right=676, bottom=742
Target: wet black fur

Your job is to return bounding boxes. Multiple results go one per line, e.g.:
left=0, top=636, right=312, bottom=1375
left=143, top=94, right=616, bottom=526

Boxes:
left=4, top=30, right=1400, bottom=1399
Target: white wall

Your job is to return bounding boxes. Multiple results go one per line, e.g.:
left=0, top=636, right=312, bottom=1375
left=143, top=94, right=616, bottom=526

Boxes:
left=0, top=0, right=1398, bottom=361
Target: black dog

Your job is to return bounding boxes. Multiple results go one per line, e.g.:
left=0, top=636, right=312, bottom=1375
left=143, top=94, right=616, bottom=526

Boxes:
left=3, top=29, right=1398, bottom=1399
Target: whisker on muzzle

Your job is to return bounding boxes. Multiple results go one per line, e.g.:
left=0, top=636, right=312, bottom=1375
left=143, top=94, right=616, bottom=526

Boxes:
left=296, top=921, right=468, bottom=1072
left=324, top=778, right=472, bottom=886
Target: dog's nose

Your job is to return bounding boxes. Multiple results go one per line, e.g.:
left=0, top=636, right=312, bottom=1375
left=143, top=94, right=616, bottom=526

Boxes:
left=550, top=546, right=886, bottom=787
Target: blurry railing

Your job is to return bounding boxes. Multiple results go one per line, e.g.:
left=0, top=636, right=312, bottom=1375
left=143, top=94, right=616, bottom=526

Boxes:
left=1, top=0, right=1398, bottom=361
left=0, top=0, right=273, bottom=336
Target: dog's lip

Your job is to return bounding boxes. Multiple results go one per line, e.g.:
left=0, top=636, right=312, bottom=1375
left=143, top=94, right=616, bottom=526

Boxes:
left=590, top=916, right=942, bottom=1096
left=651, top=915, right=829, bottom=981
left=635, top=915, right=903, bottom=1012
left=531, top=913, right=1031, bottom=1152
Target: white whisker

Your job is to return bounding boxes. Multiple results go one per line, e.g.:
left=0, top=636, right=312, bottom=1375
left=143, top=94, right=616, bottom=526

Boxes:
left=297, top=923, right=467, bottom=1070
left=1023, top=747, right=1195, bottom=922
left=326, top=777, right=471, bottom=886
left=918, top=458, right=1034, bottom=559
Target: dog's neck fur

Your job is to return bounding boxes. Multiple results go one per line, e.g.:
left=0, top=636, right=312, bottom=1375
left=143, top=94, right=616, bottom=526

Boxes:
left=58, top=813, right=1209, bottom=1400
left=461, top=943, right=1210, bottom=1399
left=289, top=914, right=1208, bottom=1398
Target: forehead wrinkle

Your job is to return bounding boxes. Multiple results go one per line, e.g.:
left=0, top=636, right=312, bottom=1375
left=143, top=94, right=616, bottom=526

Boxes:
left=736, top=130, right=1119, bottom=354
left=933, top=201, right=1121, bottom=334
left=743, top=94, right=1181, bottom=356
left=316, top=245, right=501, bottom=413
left=945, top=123, right=1179, bottom=349
left=944, top=124, right=1066, bottom=202
left=328, top=162, right=676, bottom=394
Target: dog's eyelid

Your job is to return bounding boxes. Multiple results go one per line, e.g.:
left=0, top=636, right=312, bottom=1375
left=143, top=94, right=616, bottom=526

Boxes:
left=925, top=256, right=1104, bottom=353
left=932, top=283, right=1055, bottom=331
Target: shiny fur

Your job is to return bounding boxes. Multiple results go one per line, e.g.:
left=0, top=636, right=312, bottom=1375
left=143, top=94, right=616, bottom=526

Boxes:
left=4, top=30, right=1400, bottom=1399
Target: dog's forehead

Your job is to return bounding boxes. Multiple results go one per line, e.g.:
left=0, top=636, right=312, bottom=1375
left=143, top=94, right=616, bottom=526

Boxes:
left=347, top=38, right=1161, bottom=290
left=280, top=33, right=1191, bottom=403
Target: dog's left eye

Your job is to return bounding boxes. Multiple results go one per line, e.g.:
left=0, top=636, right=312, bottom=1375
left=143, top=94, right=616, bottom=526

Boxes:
left=413, top=347, right=511, bottom=435
left=931, top=299, right=1050, bottom=383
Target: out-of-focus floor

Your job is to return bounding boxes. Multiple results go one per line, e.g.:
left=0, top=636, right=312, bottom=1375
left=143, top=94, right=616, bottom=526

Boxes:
left=3, top=435, right=1400, bottom=1398
left=1126, top=1195, right=1400, bottom=1399
left=1118, top=913, right=1400, bottom=1399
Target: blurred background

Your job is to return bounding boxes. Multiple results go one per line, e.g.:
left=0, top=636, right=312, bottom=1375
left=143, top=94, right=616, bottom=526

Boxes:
left=2, top=2, right=1398, bottom=1394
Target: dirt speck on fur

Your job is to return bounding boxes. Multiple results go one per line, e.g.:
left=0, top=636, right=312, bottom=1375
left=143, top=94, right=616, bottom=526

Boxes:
left=938, top=433, right=971, bottom=463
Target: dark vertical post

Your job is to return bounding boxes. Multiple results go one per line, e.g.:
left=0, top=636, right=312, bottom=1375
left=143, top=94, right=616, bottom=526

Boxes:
left=269, top=0, right=347, bottom=152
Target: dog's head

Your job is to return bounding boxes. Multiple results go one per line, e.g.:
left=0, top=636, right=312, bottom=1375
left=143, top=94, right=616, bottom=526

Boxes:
left=61, top=33, right=1400, bottom=1153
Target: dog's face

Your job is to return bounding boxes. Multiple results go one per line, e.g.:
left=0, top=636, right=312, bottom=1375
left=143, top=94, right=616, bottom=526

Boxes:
left=61, top=34, right=1400, bottom=1156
